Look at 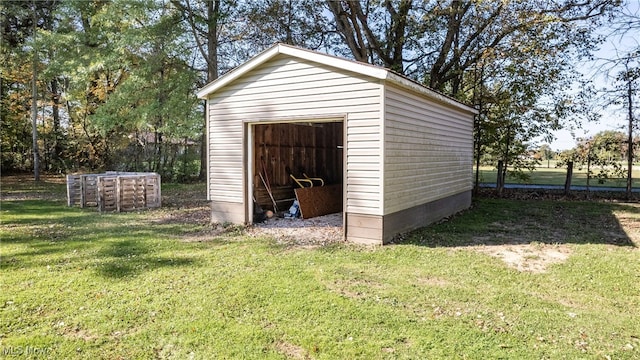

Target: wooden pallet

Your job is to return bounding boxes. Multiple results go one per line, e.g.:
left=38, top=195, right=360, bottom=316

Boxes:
left=67, top=172, right=161, bottom=213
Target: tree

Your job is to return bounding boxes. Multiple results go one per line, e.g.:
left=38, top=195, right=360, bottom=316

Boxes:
left=170, top=0, right=228, bottom=179
left=587, top=2, right=639, bottom=199
left=1, top=0, right=59, bottom=175
left=606, top=51, right=639, bottom=199
left=171, top=0, right=334, bottom=179
left=242, top=0, right=330, bottom=49
left=30, top=0, right=39, bottom=181
left=326, top=0, right=620, bottom=191
left=326, top=0, right=411, bottom=73
left=29, top=0, right=202, bottom=178
left=88, top=3, right=201, bottom=176
left=327, top=1, right=618, bottom=89
left=538, top=144, right=555, bottom=168
left=1, top=0, right=627, bottom=185
left=560, top=132, right=627, bottom=194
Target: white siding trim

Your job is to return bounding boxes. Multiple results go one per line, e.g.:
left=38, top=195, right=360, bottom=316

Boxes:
left=205, top=99, right=211, bottom=201
left=342, top=116, right=348, bottom=240
left=378, top=82, right=386, bottom=215
left=242, top=114, right=348, bottom=125
left=245, top=123, right=253, bottom=224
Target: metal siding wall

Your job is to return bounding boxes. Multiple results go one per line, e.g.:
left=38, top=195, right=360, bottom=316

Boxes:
left=207, top=56, right=383, bottom=217
left=383, top=85, right=474, bottom=215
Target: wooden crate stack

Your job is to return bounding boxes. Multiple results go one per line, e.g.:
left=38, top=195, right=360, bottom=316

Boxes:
left=83, top=175, right=99, bottom=207
left=66, top=172, right=161, bottom=212
left=97, top=176, right=118, bottom=212
left=66, top=174, right=83, bottom=207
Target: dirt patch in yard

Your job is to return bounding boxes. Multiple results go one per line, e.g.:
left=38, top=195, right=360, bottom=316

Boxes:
left=274, top=340, right=310, bottom=360
left=150, top=204, right=211, bottom=225
left=464, top=231, right=574, bottom=273
left=472, top=244, right=572, bottom=273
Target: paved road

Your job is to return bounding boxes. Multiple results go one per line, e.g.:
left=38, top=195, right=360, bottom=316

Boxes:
left=478, top=183, right=640, bottom=193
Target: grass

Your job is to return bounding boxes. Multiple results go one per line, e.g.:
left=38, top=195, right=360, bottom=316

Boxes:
left=476, top=162, right=640, bottom=188
left=1, top=175, right=640, bottom=359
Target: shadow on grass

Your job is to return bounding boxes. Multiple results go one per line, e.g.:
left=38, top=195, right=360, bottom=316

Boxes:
left=395, top=198, right=638, bottom=248
left=0, top=200, right=86, bottom=227
left=96, top=239, right=197, bottom=278
left=1, top=225, right=230, bottom=275
left=0, top=200, right=234, bottom=277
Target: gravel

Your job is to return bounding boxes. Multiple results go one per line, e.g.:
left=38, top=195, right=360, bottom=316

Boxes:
left=246, top=212, right=344, bottom=246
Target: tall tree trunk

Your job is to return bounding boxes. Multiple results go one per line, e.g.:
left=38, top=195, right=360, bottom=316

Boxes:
left=496, top=160, right=504, bottom=196
left=51, top=78, right=62, bottom=169
left=564, top=161, right=573, bottom=196
left=199, top=0, right=220, bottom=180
left=31, top=1, right=40, bottom=181
left=473, top=88, right=482, bottom=195
left=41, top=95, right=48, bottom=170
left=472, top=64, right=484, bottom=196
left=154, top=131, right=162, bottom=172
left=626, top=75, right=634, bottom=200
left=326, top=0, right=410, bottom=72
left=586, top=150, right=592, bottom=194
left=285, top=0, right=293, bottom=44
left=498, top=125, right=513, bottom=195
left=474, top=121, right=482, bottom=196
left=206, top=0, right=219, bottom=83
left=326, top=1, right=370, bottom=63
left=429, top=0, right=465, bottom=92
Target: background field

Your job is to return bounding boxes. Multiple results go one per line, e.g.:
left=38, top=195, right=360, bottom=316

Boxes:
left=1, top=175, right=639, bottom=359
left=476, top=162, right=640, bottom=188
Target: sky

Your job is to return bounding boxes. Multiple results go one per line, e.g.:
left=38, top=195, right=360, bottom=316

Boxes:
left=544, top=0, right=640, bottom=151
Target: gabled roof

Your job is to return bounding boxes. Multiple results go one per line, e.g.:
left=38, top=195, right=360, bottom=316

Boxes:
left=196, top=43, right=478, bottom=115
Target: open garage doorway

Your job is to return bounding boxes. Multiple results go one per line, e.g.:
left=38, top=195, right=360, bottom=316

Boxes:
left=247, top=118, right=344, bottom=236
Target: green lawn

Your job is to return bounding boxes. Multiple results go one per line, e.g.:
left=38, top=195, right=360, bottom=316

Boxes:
left=476, top=163, right=640, bottom=188
left=1, top=176, right=639, bottom=359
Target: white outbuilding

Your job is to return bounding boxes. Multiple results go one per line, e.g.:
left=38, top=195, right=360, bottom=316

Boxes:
left=197, top=43, right=478, bottom=245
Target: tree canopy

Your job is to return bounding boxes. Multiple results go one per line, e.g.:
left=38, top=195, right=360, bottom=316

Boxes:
left=1, top=0, right=633, bottom=184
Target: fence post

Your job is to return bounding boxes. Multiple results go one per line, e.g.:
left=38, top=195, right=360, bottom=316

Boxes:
left=564, top=161, right=573, bottom=196
left=496, top=160, right=504, bottom=195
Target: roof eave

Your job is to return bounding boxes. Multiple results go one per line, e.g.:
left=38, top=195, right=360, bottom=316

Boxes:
left=196, top=44, right=281, bottom=99
left=277, top=44, right=388, bottom=80
left=385, top=72, right=479, bottom=115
